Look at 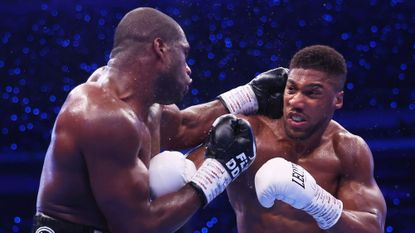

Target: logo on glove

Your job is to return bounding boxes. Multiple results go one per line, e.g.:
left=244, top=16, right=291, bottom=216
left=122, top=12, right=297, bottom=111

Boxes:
left=226, top=153, right=249, bottom=178
left=291, top=163, right=305, bottom=189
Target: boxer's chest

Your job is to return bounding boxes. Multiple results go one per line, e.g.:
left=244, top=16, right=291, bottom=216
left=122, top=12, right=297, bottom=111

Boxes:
left=232, top=135, right=342, bottom=197
left=272, top=142, right=338, bottom=184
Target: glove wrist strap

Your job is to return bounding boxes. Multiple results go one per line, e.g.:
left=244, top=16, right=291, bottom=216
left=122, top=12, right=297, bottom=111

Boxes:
left=218, top=85, right=258, bottom=114
left=303, top=185, right=343, bottom=229
left=190, top=158, right=232, bottom=206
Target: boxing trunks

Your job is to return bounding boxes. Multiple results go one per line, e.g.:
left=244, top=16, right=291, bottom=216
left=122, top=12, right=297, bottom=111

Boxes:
left=31, top=213, right=108, bottom=233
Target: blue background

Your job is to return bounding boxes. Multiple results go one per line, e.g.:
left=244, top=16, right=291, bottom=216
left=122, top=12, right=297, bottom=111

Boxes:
left=0, top=0, right=414, bottom=232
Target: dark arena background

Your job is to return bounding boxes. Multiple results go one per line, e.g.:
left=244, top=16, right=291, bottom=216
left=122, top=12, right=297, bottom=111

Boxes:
left=1, top=1, right=414, bottom=232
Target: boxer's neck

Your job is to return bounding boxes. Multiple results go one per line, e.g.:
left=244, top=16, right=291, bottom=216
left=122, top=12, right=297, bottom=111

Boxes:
left=287, top=120, right=331, bottom=156
left=98, top=66, right=155, bottom=120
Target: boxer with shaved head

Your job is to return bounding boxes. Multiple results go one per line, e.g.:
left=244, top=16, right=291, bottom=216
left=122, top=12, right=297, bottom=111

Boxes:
left=32, top=7, right=287, bottom=233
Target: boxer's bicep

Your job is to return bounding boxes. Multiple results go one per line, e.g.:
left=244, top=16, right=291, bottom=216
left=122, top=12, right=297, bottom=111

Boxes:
left=336, top=139, right=386, bottom=231
left=160, top=104, right=182, bottom=148
left=336, top=177, right=386, bottom=232
left=337, top=177, right=386, bottom=221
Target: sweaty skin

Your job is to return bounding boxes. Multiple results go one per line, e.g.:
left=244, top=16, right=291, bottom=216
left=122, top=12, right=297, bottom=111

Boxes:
left=36, top=60, right=227, bottom=233
left=36, top=70, right=227, bottom=232
left=35, top=7, right=235, bottom=233
left=189, top=68, right=386, bottom=233
left=227, top=116, right=385, bottom=233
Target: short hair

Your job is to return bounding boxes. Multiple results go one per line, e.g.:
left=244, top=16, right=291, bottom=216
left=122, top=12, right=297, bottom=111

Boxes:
left=289, top=45, right=347, bottom=90
left=110, top=7, right=183, bottom=58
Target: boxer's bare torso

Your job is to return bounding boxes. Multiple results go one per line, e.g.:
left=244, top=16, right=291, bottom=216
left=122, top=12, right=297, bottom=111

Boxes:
left=36, top=77, right=162, bottom=229
left=226, top=115, right=383, bottom=233
left=188, top=67, right=386, bottom=233
left=228, top=116, right=340, bottom=232
left=34, top=7, right=236, bottom=233
left=36, top=65, right=227, bottom=232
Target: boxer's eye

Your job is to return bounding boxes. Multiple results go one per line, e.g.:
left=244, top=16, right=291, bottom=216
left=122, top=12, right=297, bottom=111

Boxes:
left=286, top=86, right=296, bottom=94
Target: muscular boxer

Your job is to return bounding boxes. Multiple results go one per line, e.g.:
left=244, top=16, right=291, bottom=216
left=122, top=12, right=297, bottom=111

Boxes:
left=164, top=45, right=386, bottom=232
left=32, top=7, right=286, bottom=233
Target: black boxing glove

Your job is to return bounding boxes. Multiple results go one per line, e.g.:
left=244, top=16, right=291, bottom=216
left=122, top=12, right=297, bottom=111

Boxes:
left=190, top=114, right=256, bottom=206
left=218, top=67, right=288, bottom=118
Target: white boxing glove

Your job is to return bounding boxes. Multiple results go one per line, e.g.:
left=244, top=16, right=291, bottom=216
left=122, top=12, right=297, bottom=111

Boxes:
left=149, top=151, right=196, bottom=198
left=255, top=157, right=343, bottom=230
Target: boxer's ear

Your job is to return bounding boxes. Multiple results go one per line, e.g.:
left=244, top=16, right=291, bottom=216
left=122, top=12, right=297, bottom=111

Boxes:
left=153, top=38, right=168, bottom=59
left=334, top=91, right=343, bottom=109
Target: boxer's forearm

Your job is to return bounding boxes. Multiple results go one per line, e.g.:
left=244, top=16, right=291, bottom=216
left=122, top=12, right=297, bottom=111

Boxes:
left=142, top=185, right=202, bottom=233
left=163, top=100, right=228, bottom=149
left=327, top=210, right=384, bottom=233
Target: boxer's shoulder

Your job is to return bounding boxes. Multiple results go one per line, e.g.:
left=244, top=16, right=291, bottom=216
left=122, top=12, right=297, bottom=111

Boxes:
left=329, top=120, right=372, bottom=171
left=55, top=85, right=143, bottom=149
left=62, top=83, right=139, bottom=122
left=329, top=120, right=366, bottom=149
left=66, top=82, right=119, bottom=106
